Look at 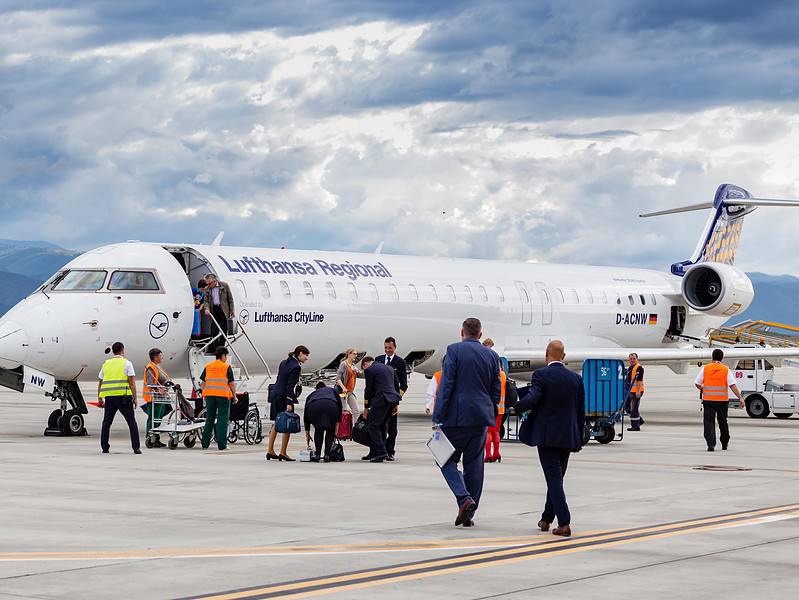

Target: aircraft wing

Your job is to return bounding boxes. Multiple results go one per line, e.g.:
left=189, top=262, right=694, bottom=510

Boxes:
left=502, top=346, right=799, bottom=372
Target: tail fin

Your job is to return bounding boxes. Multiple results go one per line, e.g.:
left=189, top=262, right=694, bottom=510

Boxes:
left=640, top=183, right=799, bottom=276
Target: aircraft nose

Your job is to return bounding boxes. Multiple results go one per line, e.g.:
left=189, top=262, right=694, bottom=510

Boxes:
left=0, top=320, right=28, bottom=370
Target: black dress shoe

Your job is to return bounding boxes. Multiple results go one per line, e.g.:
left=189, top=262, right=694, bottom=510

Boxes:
left=266, top=452, right=280, bottom=460
left=722, top=444, right=728, bottom=450
left=361, top=454, right=373, bottom=461
left=101, top=449, right=109, bottom=454
left=462, top=519, right=475, bottom=527
left=386, top=455, right=395, bottom=462
left=278, top=454, right=295, bottom=462
left=707, top=446, right=715, bottom=452
left=370, top=454, right=388, bottom=463
left=323, top=456, right=330, bottom=463
left=310, top=456, right=320, bottom=463
left=133, top=449, right=142, bottom=454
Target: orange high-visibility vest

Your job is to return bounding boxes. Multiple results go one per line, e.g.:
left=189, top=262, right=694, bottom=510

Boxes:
left=142, top=362, right=159, bottom=404
left=203, top=360, right=233, bottom=399
left=498, top=370, right=507, bottom=415
left=702, top=363, right=730, bottom=402
left=629, top=364, right=645, bottom=396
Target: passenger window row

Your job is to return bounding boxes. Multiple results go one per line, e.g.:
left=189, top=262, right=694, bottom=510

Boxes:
left=555, top=287, right=660, bottom=307
left=253, top=280, right=505, bottom=304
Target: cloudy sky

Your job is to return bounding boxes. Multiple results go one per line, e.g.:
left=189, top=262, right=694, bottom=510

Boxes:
left=1, top=1, right=798, bottom=274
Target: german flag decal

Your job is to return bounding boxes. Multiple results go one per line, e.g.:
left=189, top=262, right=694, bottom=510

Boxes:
left=648, top=314, right=658, bottom=325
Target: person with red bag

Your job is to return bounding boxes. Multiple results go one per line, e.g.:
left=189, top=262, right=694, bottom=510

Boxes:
left=335, top=348, right=360, bottom=415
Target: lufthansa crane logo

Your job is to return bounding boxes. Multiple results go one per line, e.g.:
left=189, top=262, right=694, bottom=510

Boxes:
left=149, top=312, right=169, bottom=339
left=239, top=309, right=250, bottom=325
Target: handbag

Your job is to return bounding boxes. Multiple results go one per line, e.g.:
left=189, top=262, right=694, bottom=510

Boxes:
left=352, top=415, right=371, bottom=447
left=329, top=440, right=345, bottom=462
left=275, top=411, right=301, bottom=434
left=299, top=447, right=316, bottom=462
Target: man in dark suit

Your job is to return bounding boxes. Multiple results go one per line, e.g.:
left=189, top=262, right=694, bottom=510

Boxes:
left=433, top=318, right=501, bottom=527
left=516, top=340, right=585, bottom=537
left=375, top=337, right=408, bottom=461
left=361, top=356, right=401, bottom=463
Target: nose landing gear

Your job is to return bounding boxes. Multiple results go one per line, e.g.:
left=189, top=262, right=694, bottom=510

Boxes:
left=44, top=381, right=88, bottom=437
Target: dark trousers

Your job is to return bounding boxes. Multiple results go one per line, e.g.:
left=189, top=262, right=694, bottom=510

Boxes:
left=314, top=427, right=335, bottom=458
left=367, top=403, right=392, bottom=457
left=201, top=396, right=231, bottom=450
left=703, top=401, right=730, bottom=449
left=440, top=426, right=487, bottom=508
left=209, top=305, right=229, bottom=351
left=628, top=394, right=643, bottom=429
left=385, top=412, right=398, bottom=456
left=100, top=396, right=140, bottom=451
left=538, top=446, right=571, bottom=526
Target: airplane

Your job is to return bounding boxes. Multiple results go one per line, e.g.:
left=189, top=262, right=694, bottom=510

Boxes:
left=1, top=182, right=798, bottom=437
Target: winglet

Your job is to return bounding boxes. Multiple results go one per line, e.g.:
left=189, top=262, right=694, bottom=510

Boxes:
left=374, top=241, right=385, bottom=255
left=211, top=232, right=224, bottom=246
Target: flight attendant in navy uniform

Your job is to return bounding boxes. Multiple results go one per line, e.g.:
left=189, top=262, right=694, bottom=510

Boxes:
left=375, top=337, right=407, bottom=461
left=267, top=345, right=310, bottom=461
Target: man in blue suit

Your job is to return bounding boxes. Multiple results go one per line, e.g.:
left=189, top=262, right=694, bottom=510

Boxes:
left=433, top=318, right=501, bottom=527
left=516, top=340, right=585, bottom=537
left=361, top=356, right=401, bottom=463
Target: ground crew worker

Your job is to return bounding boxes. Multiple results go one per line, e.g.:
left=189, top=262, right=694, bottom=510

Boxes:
left=694, top=349, right=743, bottom=452
left=142, top=348, right=170, bottom=448
left=626, top=353, right=645, bottom=431
left=200, top=346, right=237, bottom=451
left=98, top=341, right=141, bottom=454
left=425, top=369, right=443, bottom=415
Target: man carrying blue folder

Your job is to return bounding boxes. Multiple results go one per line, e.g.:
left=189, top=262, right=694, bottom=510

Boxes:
left=433, top=318, right=501, bottom=527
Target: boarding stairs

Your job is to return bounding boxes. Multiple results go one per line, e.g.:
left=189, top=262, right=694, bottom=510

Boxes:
left=187, top=312, right=273, bottom=399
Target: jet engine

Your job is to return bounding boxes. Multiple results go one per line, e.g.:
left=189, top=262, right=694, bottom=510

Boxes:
left=681, top=263, right=754, bottom=317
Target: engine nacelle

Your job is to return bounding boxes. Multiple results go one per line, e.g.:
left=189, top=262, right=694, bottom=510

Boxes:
left=681, top=263, right=754, bottom=317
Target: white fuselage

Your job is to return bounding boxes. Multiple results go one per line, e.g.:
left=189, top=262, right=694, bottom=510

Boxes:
left=0, top=242, right=725, bottom=382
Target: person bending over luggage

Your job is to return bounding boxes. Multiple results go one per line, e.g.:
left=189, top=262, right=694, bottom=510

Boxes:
left=267, top=345, right=310, bottom=461
left=304, top=382, right=343, bottom=462
left=361, top=356, right=401, bottom=463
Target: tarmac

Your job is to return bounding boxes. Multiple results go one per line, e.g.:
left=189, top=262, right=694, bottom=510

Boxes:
left=1, top=366, right=798, bottom=599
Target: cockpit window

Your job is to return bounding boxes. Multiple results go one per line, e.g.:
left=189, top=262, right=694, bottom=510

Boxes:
left=108, top=271, right=159, bottom=291
left=51, top=270, right=107, bottom=291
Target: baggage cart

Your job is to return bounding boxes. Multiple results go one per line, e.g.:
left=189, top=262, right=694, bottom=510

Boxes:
left=582, top=359, right=628, bottom=444
left=146, top=383, right=205, bottom=449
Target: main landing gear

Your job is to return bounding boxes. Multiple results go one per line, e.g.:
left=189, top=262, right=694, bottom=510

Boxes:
left=44, top=381, right=88, bottom=437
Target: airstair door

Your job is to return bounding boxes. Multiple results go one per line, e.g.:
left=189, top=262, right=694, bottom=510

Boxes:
left=515, top=281, right=533, bottom=326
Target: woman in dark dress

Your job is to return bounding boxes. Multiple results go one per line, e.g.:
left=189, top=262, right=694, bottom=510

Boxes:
left=267, top=345, right=310, bottom=461
left=304, top=382, right=343, bottom=462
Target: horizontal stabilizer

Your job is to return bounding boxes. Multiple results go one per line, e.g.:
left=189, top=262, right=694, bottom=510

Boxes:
left=640, top=197, right=799, bottom=218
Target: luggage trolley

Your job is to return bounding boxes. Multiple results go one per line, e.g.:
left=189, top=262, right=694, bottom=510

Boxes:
left=582, top=359, right=628, bottom=445
left=146, top=383, right=206, bottom=449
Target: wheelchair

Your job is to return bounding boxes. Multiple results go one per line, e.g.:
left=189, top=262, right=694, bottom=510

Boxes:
left=228, top=392, right=263, bottom=445
left=196, top=392, right=264, bottom=445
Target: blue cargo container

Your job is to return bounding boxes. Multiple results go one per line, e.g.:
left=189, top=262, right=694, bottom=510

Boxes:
left=582, top=359, right=628, bottom=444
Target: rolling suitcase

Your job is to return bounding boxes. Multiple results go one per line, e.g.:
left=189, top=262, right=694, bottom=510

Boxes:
left=336, top=410, right=353, bottom=440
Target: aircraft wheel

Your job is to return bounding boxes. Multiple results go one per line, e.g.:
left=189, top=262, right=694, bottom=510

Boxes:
left=168, top=436, right=179, bottom=450
left=48, top=409, right=62, bottom=430
left=597, top=423, right=615, bottom=444
left=745, top=395, right=770, bottom=419
left=184, top=434, right=197, bottom=448
left=62, top=410, right=84, bottom=436
left=775, top=413, right=792, bottom=419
